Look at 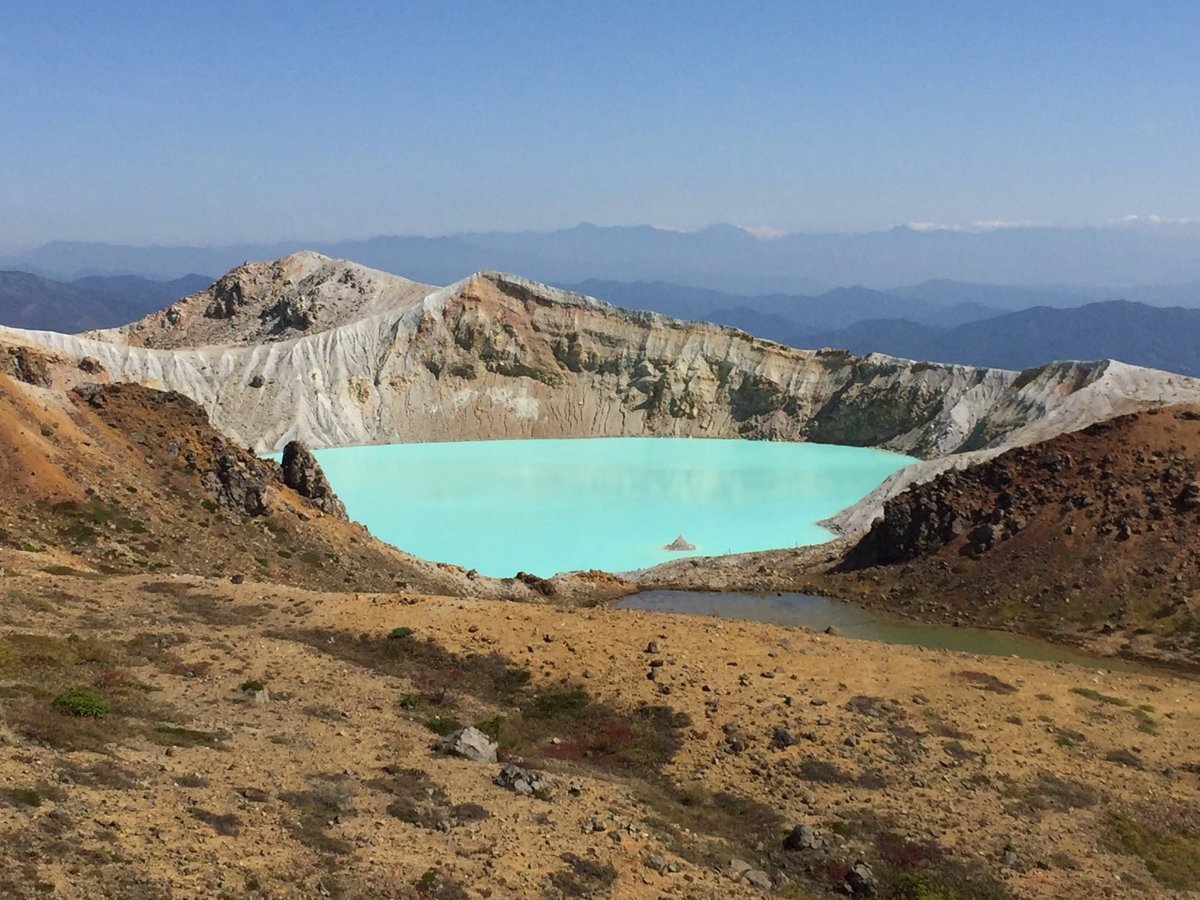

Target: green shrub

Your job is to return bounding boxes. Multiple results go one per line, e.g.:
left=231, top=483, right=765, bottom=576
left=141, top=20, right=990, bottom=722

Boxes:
left=51, top=687, right=109, bottom=719
left=5, top=788, right=43, bottom=807
left=894, top=872, right=961, bottom=900
left=527, top=688, right=590, bottom=719
left=388, top=626, right=414, bottom=640
left=423, top=715, right=463, bottom=736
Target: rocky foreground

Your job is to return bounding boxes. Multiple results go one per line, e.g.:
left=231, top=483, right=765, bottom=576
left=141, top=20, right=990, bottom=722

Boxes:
left=0, top=559, right=1196, bottom=899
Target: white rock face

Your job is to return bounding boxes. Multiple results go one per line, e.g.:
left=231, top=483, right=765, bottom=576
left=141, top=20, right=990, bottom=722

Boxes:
left=5, top=252, right=1200, bottom=531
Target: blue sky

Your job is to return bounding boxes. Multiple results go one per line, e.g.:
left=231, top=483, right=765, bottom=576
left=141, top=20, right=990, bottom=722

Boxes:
left=1, top=1, right=1197, bottom=248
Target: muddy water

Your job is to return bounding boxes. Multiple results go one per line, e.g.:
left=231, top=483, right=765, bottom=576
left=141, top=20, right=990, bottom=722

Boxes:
left=618, top=590, right=1147, bottom=671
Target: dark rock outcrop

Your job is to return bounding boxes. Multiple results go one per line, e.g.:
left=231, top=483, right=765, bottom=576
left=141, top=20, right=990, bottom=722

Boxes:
left=515, top=571, right=556, bottom=596
left=280, top=441, right=347, bottom=519
left=2, top=345, right=52, bottom=388
left=202, top=439, right=270, bottom=516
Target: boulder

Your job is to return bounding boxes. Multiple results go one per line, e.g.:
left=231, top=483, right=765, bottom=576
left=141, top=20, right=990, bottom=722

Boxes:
left=435, top=726, right=497, bottom=763
left=846, top=860, right=877, bottom=897
left=783, top=824, right=821, bottom=851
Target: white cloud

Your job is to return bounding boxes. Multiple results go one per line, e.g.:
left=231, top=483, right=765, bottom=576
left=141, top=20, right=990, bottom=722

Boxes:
left=742, top=225, right=785, bottom=240
left=1114, top=214, right=1199, bottom=226
left=906, top=219, right=1049, bottom=233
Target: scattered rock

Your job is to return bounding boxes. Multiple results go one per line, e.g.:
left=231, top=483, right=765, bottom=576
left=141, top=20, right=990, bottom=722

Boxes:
left=646, top=854, right=670, bottom=875
left=783, top=824, right=822, bottom=851
left=845, top=860, right=877, bottom=896
left=494, top=763, right=550, bottom=798
left=771, top=728, right=795, bottom=750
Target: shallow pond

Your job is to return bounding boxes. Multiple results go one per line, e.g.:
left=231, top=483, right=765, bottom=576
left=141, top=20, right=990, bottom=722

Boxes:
left=306, top=437, right=913, bottom=577
left=618, top=590, right=1146, bottom=671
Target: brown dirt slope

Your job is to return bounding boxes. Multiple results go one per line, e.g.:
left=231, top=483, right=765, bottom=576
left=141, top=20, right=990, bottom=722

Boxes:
left=0, top=368, right=625, bottom=603
left=0, top=569, right=1195, bottom=898
left=828, top=405, right=1200, bottom=664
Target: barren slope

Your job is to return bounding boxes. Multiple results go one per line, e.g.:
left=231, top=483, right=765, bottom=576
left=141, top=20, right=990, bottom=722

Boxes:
left=0, top=566, right=1195, bottom=898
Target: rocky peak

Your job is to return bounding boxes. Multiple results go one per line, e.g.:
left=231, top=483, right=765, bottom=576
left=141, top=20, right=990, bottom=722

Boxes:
left=97, top=252, right=432, bottom=349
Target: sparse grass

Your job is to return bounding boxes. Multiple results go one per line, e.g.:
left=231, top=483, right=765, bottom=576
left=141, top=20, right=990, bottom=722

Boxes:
left=635, top=779, right=786, bottom=873
left=954, top=671, right=1017, bottom=694
left=526, top=688, right=589, bottom=719
left=373, top=766, right=489, bottom=831
left=280, top=775, right=357, bottom=856
left=1131, top=707, right=1159, bottom=735
left=1105, top=748, right=1144, bottom=769
left=150, top=724, right=222, bottom=747
left=280, top=627, right=689, bottom=772
left=549, top=853, right=617, bottom=896
left=1110, top=809, right=1200, bottom=890
left=412, top=868, right=469, bottom=900
left=1053, top=727, right=1086, bottom=748
left=1070, top=687, right=1130, bottom=707
left=797, top=758, right=856, bottom=785
left=4, top=788, right=43, bottom=808
left=1001, top=771, right=1100, bottom=817
left=189, top=808, right=241, bottom=837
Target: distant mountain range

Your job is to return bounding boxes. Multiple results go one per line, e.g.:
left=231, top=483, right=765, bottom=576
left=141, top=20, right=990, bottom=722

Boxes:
left=7, top=221, right=1200, bottom=292
left=5, top=249, right=1200, bottom=378
left=805, top=301, right=1200, bottom=376
left=558, top=281, right=1200, bottom=377
left=0, top=271, right=212, bottom=332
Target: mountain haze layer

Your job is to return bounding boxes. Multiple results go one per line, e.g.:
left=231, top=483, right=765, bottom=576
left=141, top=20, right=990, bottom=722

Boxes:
left=0, top=270, right=210, bottom=333
left=10, top=222, right=1200, bottom=290
left=805, top=301, right=1200, bottom=377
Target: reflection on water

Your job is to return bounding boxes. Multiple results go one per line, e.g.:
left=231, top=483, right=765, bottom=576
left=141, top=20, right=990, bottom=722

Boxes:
left=618, top=590, right=1143, bottom=671
left=301, top=438, right=914, bottom=576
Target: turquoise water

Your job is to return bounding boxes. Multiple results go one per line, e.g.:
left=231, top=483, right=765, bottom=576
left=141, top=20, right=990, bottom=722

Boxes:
left=306, top=437, right=914, bottom=577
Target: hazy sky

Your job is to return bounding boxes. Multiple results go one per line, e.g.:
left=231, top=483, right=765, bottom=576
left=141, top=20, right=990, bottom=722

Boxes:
left=2, top=1, right=1198, bottom=249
